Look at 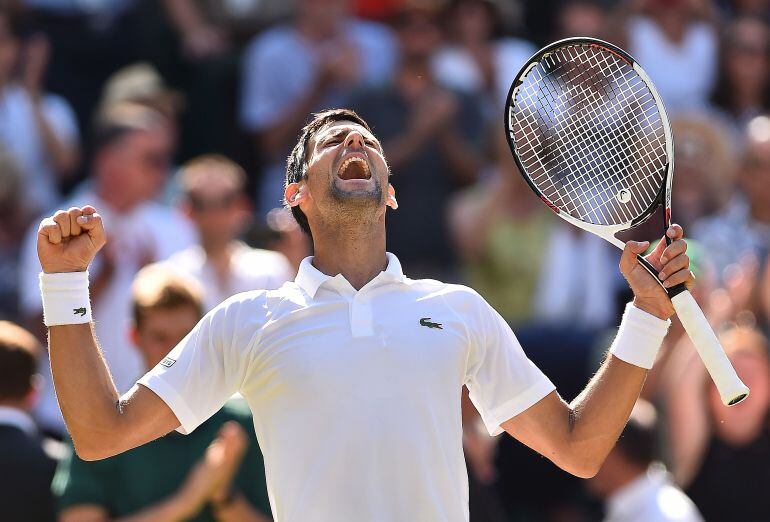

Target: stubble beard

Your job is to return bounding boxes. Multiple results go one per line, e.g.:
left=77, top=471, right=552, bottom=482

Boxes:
left=326, top=175, right=385, bottom=227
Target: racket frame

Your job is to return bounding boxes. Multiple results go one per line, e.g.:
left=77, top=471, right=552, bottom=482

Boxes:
left=505, top=37, right=749, bottom=406
left=504, top=37, right=680, bottom=294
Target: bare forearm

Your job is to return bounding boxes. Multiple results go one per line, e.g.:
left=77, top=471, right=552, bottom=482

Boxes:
left=567, top=355, right=647, bottom=469
left=49, top=323, right=123, bottom=457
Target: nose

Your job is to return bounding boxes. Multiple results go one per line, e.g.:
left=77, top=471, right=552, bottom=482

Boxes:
left=344, top=130, right=365, bottom=150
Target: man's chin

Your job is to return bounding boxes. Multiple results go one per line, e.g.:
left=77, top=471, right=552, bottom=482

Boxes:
left=330, top=177, right=382, bottom=202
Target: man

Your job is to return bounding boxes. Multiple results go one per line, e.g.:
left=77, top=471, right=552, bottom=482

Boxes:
left=36, top=109, right=694, bottom=522
left=0, top=8, right=80, bottom=217
left=693, top=115, right=770, bottom=280
left=239, top=0, right=396, bottom=213
left=20, top=103, right=196, bottom=434
left=166, top=154, right=294, bottom=311
left=0, top=321, right=58, bottom=522
left=588, top=400, right=702, bottom=522
left=54, top=265, right=271, bottom=521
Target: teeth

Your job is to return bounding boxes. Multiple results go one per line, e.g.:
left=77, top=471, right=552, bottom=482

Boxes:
left=339, top=157, right=370, bottom=177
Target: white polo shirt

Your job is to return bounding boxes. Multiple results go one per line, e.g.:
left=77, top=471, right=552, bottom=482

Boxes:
left=138, top=253, right=555, bottom=522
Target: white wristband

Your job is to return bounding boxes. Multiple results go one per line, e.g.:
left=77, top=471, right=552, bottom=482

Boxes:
left=39, top=271, right=92, bottom=327
left=609, top=302, right=671, bottom=369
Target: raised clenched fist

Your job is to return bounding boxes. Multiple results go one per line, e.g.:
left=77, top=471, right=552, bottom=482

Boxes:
left=37, top=205, right=106, bottom=274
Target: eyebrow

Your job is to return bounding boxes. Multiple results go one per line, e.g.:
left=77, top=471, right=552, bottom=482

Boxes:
left=317, top=127, right=381, bottom=147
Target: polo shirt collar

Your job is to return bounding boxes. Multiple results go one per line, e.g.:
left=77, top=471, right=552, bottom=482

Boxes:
left=295, top=252, right=405, bottom=297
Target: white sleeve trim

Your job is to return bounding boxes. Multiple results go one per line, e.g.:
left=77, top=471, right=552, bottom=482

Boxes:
left=483, top=377, right=557, bottom=437
left=137, top=375, right=200, bottom=435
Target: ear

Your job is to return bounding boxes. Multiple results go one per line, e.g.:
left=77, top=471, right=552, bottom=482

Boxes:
left=386, top=183, right=398, bottom=210
left=285, top=182, right=309, bottom=208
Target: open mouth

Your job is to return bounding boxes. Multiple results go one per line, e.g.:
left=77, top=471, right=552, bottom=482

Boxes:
left=337, top=156, right=371, bottom=181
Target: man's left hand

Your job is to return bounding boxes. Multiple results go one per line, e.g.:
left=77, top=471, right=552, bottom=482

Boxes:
left=619, top=224, right=694, bottom=320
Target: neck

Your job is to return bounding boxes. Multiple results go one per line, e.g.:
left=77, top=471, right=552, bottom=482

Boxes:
left=311, top=218, right=387, bottom=290
left=202, top=237, right=232, bottom=260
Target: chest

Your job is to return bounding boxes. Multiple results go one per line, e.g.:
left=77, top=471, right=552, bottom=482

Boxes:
left=244, top=293, right=469, bottom=408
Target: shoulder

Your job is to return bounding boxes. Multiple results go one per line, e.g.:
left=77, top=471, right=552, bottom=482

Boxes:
left=211, top=283, right=302, bottom=324
left=405, top=278, right=487, bottom=310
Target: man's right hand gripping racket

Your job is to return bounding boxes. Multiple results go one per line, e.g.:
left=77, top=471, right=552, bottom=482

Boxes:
left=504, top=37, right=749, bottom=406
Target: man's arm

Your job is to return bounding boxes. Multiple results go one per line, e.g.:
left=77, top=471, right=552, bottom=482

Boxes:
left=38, top=206, right=179, bottom=460
left=502, top=226, right=692, bottom=477
left=50, top=325, right=179, bottom=460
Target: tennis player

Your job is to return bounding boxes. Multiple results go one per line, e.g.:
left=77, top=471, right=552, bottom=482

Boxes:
left=37, top=109, right=693, bottom=522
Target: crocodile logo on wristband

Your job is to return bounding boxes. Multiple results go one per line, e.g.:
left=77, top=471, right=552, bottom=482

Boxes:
left=73, top=307, right=87, bottom=316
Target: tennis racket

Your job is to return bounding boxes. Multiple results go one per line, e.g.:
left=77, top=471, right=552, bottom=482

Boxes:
left=504, top=37, right=749, bottom=406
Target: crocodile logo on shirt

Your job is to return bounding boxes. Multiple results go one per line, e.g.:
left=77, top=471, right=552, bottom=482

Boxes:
left=73, top=307, right=87, bottom=316
left=419, top=317, right=443, bottom=329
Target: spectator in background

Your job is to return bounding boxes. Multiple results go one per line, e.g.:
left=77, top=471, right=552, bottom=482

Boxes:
left=587, top=400, right=703, bottom=522
left=19, top=103, right=196, bottom=435
left=431, top=0, right=535, bottom=120
left=555, top=0, right=606, bottom=39
left=0, top=9, right=80, bottom=216
left=450, top=128, right=621, bottom=328
left=351, top=4, right=483, bottom=279
left=693, top=115, right=770, bottom=281
left=711, top=16, right=770, bottom=136
left=608, top=0, right=718, bottom=113
left=98, top=62, right=184, bottom=150
left=0, top=148, right=26, bottom=320
left=665, top=326, right=770, bottom=521
left=0, top=321, right=59, bottom=522
left=166, top=155, right=293, bottom=312
left=669, top=115, right=736, bottom=231
left=54, top=265, right=271, bottom=522
left=449, top=129, right=553, bottom=325
left=239, top=0, right=396, bottom=214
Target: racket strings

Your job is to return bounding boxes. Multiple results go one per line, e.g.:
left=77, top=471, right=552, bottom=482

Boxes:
left=525, top=50, right=663, bottom=222
left=516, top=48, right=662, bottom=221
left=509, top=44, right=668, bottom=226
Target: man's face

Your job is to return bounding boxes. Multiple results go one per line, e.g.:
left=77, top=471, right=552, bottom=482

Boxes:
left=132, top=306, right=199, bottom=369
left=101, top=127, right=172, bottom=209
left=300, top=120, right=391, bottom=223
left=184, top=175, right=247, bottom=245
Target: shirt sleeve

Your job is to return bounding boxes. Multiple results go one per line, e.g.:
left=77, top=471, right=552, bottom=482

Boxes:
left=463, top=292, right=556, bottom=436
left=137, top=295, right=259, bottom=434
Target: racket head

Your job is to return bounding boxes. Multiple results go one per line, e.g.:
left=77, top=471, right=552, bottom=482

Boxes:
left=504, top=37, right=675, bottom=241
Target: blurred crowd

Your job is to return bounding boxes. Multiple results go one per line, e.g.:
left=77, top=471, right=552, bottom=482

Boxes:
left=1, top=0, right=770, bottom=520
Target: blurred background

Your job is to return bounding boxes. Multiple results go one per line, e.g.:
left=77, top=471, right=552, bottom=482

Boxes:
left=1, top=0, right=770, bottom=520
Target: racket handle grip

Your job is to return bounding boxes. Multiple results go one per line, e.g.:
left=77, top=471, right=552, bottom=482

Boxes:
left=671, top=290, right=749, bottom=406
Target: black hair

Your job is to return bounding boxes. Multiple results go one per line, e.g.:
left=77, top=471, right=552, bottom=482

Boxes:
left=284, top=108, right=374, bottom=236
